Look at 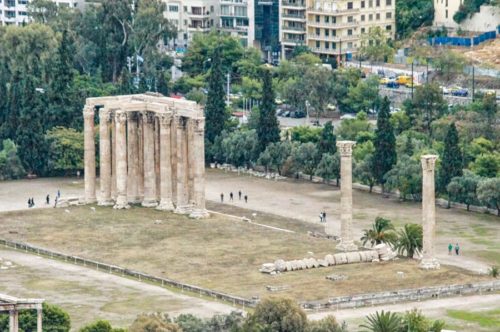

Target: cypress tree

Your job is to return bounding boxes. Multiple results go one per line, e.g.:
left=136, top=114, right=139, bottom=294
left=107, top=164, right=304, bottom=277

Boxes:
left=404, top=132, right=413, bottom=156
left=318, top=121, right=337, bottom=155
left=48, top=29, right=75, bottom=128
left=373, top=96, right=396, bottom=189
left=438, top=123, right=462, bottom=193
left=257, top=69, right=280, bottom=152
left=204, top=46, right=228, bottom=143
left=15, top=75, right=48, bottom=175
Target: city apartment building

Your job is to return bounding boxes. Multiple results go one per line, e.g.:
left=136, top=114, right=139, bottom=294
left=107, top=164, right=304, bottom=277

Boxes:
left=0, top=0, right=83, bottom=26
left=280, top=0, right=395, bottom=61
left=219, top=0, right=254, bottom=47
left=163, top=0, right=219, bottom=51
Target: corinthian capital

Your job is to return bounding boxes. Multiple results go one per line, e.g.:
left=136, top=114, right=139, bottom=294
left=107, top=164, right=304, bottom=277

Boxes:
left=336, top=141, right=356, bottom=157
left=143, top=111, right=156, bottom=124
left=98, top=108, right=111, bottom=122
left=159, top=113, right=173, bottom=127
left=83, top=105, right=95, bottom=120
left=421, top=155, right=438, bottom=172
left=115, top=110, right=127, bottom=124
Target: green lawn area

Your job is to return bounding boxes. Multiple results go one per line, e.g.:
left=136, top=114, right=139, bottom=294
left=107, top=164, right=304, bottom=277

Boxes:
left=446, top=309, right=500, bottom=331
left=0, top=205, right=489, bottom=302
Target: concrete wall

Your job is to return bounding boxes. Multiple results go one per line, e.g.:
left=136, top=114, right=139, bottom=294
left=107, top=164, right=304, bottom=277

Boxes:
left=434, top=4, right=500, bottom=32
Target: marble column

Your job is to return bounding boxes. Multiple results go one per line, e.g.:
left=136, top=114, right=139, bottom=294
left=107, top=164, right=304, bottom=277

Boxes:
left=420, top=155, right=440, bottom=270
left=187, top=119, right=195, bottom=205
left=335, top=141, right=358, bottom=251
left=84, top=106, right=97, bottom=204
left=138, top=115, right=144, bottom=199
left=98, top=108, right=113, bottom=206
left=37, top=308, right=42, bottom=332
left=111, top=117, right=117, bottom=199
left=170, top=116, right=178, bottom=205
left=155, top=117, right=161, bottom=201
left=174, top=116, right=190, bottom=214
left=189, top=118, right=209, bottom=218
left=157, top=113, right=175, bottom=211
left=127, top=112, right=141, bottom=203
left=113, top=111, right=130, bottom=209
left=142, top=111, right=158, bottom=207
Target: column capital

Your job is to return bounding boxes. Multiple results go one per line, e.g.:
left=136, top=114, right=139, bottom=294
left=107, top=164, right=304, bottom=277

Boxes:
left=128, top=111, right=139, bottom=122
left=159, top=113, right=173, bottom=127
left=421, top=155, right=438, bottom=171
left=83, top=106, right=95, bottom=119
left=143, top=111, right=156, bottom=124
left=115, top=110, right=127, bottom=124
left=336, top=140, right=356, bottom=157
left=193, top=118, right=205, bottom=134
left=98, top=108, right=111, bottom=122
left=177, top=116, right=187, bottom=128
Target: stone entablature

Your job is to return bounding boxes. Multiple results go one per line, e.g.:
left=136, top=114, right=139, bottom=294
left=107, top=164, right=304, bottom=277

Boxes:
left=83, top=93, right=208, bottom=218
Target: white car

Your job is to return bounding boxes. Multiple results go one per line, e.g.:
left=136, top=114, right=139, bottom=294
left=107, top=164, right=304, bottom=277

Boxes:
left=440, top=86, right=450, bottom=95
left=340, top=114, right=356, bottom=120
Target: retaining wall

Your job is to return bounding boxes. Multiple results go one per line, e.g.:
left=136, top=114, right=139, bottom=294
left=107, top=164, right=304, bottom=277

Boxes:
left=301, top=281, right=500, bottom=310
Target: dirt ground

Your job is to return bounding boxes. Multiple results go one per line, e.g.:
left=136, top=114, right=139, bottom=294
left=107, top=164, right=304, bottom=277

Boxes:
left=461, top=38, right=500, bottom=70
left=0, top=249, right=234, bottom=330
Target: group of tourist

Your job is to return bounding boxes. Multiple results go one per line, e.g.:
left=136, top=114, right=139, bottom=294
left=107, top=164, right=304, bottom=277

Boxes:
left=220, top=190, right=248, bottom=203
left=318, top=211, right=327, bottom=223
left=28, top=190, right=61, bottom=209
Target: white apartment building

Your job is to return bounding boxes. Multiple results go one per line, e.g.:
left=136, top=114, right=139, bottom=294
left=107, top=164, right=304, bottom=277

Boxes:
left=0, top=0, right=83, bottom=26
left=219, top=0, right=254, bottom=47
left=280, top=0, right=395, bottom=61
left=163, top=0, right=219, bottom=52
left=433, top=0, right=500, bottom=32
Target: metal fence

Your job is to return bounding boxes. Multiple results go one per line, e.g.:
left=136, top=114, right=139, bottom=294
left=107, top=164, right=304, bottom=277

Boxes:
left=428, top=30, right=497, bottom=47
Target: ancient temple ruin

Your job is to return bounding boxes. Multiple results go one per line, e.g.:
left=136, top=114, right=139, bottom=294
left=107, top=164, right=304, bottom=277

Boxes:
left=83, top=94, right=208, bottom=218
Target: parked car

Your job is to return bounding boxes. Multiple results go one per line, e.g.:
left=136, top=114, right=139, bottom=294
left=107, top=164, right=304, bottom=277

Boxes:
left=283, top=111, right=291, bottom=117
left=440, top=86, right=450, bottom=95
left=386, top=81, right=399, bottom=89
left=405, top=81, right=421, bottom=88
left=379, top=77, right=390, bottom=85
left=396, top=75, right=412, bottom=85
left=451, top=87, right=468, bottom=97
left=340, top=114, right=356, bottom=120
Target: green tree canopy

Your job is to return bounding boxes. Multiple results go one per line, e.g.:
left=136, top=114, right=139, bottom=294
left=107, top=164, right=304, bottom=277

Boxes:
left=438, top=123, right=462, bottom=193
left=373, top=97, right=397, bottom=188
left=257, top=69, right=280, bottom=152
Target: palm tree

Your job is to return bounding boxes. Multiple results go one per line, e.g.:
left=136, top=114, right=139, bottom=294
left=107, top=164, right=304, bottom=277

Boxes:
left=394, top=223, right=423, bottom=258
left=360, top=310, right=401, bottom=332
left=360, top=217, right=397, bottom=247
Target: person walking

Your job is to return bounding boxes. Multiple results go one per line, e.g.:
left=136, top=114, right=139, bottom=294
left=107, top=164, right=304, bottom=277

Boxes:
left=244, top=195, right=248, bottom=203
left=31, top=198, right=35, bottom=207
left=57, top=190, right=61, bottom=198
left=220, top=193, right=224, bottom=203
left=54, top=196, right=58, bottom=208
left=46, top=194, right=50, bottom=205
left=230, top=192, right=234, bottom=201
left=448, top=243, right=453, bottom=255
left=28, top=198, right=31, bottom=208
left=322, top=211, right=327, bottom=223
left=455, top=243, right=460, bottom=256
left=319, top=213, right=323, bottom=223
left=238, top=190, right=242, bottom=200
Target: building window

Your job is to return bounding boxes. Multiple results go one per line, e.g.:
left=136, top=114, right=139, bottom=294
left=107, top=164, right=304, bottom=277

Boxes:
left=361, top=0, right=365, bottom=8
left=376, top=13, right=380, bottom=20
left=332, top=16, right=336, bottom=23
left=183, top=6, right=188, bottom=12
left=376, top=0, right=380, bottom=6
left=361, top=27, right=365, bottom=33
left=325, top=41, right=329, bottom=49
left=316, top=28, right=320, bottom=35
left=332, top=42, right=336, bottom=49
left=347, top=29, right=353, bottom=35
left=445, top=0, right=448, bottom=6
left=169, top=5, right=179, bottom=12
left=386, top=25, right=392, bottom=31
left=445, top=9, right=448, bottom=18
left=386, top=0, right=392, bottom=5
left=316, top=41, right=320, bottom=48
left=361, top=14, right=365, bottom=21
left=316, top=15, right=320, bottom=22
left=348, top=16, right=354, bottom=22
left=332, top=29, right=336, bottom=36
left=348, top=42, right=353, bottom=48
left=18, top=0, right=28, bottom=4
left=325, top=16, right=329, bottom=23
left=325, top=29, right=329, bottom=36
left=386, top=12, right=392, bottom=19
left=347, top=2, right=353, bottom=9
left=234, top=6, right=246, bottom=16
left=369, top=0, right=373, bottom=7
left=369, top=14, right=373, bottom=21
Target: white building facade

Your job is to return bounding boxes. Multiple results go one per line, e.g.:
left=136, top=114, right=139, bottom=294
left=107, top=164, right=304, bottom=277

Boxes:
left=0, top=0, right=83, bottom=26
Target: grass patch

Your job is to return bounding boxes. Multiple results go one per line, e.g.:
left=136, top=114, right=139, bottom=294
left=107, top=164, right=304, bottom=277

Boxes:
left=0, top=206, right=488, bottom=302
left=447, top=309, right=500, bottom=328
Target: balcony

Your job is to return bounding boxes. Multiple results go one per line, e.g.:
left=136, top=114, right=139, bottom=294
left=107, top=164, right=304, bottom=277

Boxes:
left=310, top=47, right=357, bottom=55
left=307, top=19, right=358, bottom=29
left=282, top=25, right=306, bottom=32
left=282, top=38, right=306, bottom=44
left=307, top=7, right=360, bottom=15
left=282, top=13, right=306, bottom=20
left=307, top=34, right=359, bottom=42
left=281, top=1, right=305, bottom=8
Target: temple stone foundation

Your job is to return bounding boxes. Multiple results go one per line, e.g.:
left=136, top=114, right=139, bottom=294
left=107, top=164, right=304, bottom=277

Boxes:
left=83, top=94, right=208, bottom=218
left=334, top=141, right=358, bottom=252
left=420, top=155, right=440, bottom=270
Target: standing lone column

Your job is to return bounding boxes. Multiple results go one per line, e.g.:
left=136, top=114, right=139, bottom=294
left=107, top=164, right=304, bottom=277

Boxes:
left=157, top=113, right=175, bottom=211
left=84, top=105, right=97, bottom=204
left=189, top=118, right=209, bottom=218
left=420, top=155, right=440, bottom=270
left=335, top=141, right=358, bottom=251
left=142, top=111, right=158, bottom=207
left=127, top=112, right=141, bottom=203
left=114, top=111, right=130, bottom=209
left=174, top=116, right=190, bottom=214
left=36, top=307, right=42, bottom=332
left=98, top=108, right=113, bottom=206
